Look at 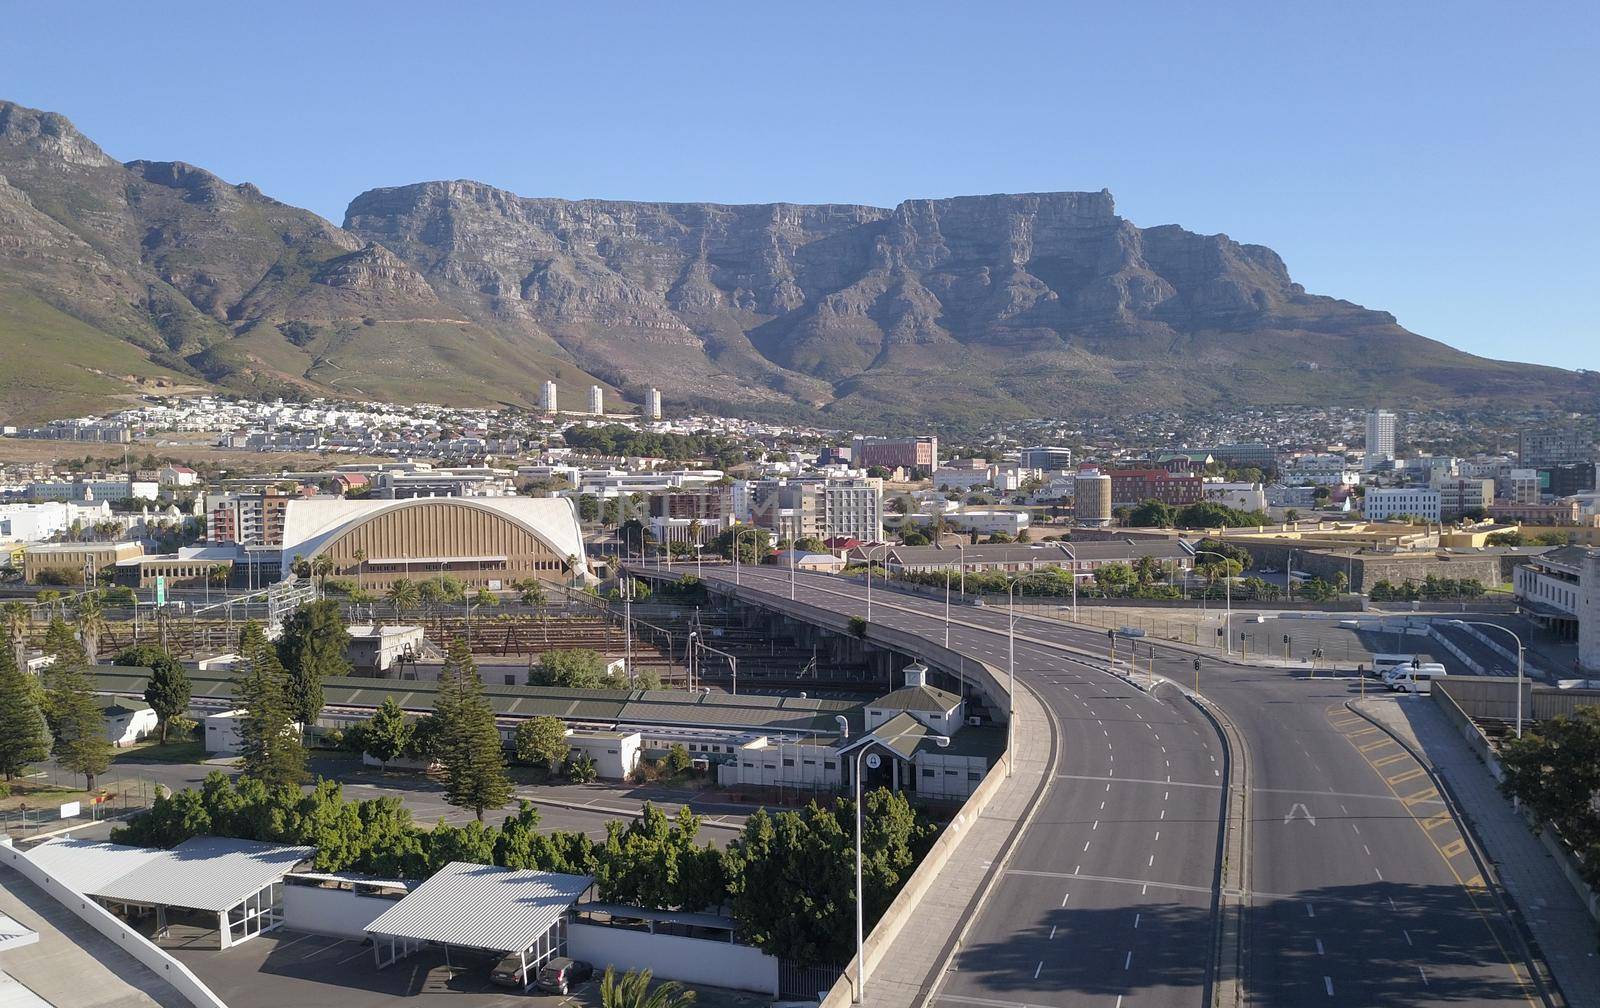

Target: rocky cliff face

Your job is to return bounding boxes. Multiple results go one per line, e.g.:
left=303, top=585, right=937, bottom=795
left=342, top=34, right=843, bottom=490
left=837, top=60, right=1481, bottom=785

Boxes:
left=1, top=97, right=1591, bottom=424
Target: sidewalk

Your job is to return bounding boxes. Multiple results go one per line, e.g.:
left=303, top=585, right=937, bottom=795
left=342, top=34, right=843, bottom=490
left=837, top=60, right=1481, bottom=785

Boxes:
left=0, top=863, right=190, bottom=1008
left=850, top=680, right=1053, bottom=1008
left=1355, top=696, right=1600, bottom=1008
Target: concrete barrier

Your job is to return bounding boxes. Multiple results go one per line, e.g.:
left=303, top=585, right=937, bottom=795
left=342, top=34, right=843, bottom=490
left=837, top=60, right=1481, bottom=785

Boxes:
left=0, top=839, right=228, bottom=1008
left=819, top=720, right=1018, bottom=1008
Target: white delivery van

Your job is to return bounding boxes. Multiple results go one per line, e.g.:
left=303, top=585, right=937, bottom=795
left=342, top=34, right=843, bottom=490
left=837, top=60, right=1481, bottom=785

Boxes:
left=1387, top=663, right=1442, bottom=694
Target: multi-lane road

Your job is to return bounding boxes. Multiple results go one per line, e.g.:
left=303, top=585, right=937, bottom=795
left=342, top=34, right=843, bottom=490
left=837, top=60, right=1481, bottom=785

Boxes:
left=677, top=565, right=1544, bottom=1008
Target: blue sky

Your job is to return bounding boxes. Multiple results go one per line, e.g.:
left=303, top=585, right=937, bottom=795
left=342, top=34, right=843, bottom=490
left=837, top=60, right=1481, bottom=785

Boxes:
left=3, top=2, right=1595, bottom=370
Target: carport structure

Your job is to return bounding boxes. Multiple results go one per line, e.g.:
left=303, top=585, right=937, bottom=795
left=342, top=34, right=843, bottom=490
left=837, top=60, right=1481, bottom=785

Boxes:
left=25, top=836, right=313, bottom=949
left=364, top=861, right=593, bottom=991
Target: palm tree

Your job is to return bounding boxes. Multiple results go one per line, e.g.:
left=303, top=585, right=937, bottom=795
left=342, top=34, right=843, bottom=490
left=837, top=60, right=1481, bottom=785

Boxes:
left=352, top=547, right=367, bottom=587
left=387, top=579, right=419, bottom=619
left=2, top=601, right=30, bottom=671
left=599, top=968, right=695, bottom=1008
left=74, top=596, right=107, bottom=662
left=311, top=554, right=335, bottom=592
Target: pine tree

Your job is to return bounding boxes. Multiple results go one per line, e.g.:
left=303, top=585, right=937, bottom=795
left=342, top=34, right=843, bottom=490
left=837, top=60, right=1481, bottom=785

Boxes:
left=276, top=600, right=350, bottom=727
left=43, top=628, right=111, bottom=791
left=117, top=645, right=190, bottom=744
left=0, top=644, right=51, bottom=781
left=235, top=621, right=307, bottom=787
left=433, top=637, right=511, bottom=821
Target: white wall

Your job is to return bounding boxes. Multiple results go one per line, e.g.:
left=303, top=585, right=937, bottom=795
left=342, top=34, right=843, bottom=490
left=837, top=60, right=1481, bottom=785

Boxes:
left=567, top=922, right=777, bottom=996
left=0, top=839, right=228, bottom=1008
left=283, top=885, right=398, bottom=939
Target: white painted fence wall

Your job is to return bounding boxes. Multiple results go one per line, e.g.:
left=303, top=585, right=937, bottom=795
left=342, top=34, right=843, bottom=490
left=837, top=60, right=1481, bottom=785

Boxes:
left=282, top=884, right=397, bottom=939
left=567, top=922, right=779, bottom=996
left=0, top=838, right=227, bottom=1008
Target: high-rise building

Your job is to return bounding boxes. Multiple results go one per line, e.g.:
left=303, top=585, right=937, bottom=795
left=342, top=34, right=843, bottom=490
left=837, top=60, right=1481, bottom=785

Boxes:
left=588, top=385, right=605, bottom=415
left=1434, top=476, right=1494, bottom=520
left=541, top=381, right=558, bottom=413
left=1365, top=410, right=1397, bottom=469
left=1520, top=426, right=1598, bottom=467
left=741, top=477, right=883, bottom=543
left=850, top=435, right=939, bottom=472
left=1019, top=446, right=1074, bottom=472
left=1074, top=469, right=1113, bottom=527
left=646, top=388, right=662, bottom=420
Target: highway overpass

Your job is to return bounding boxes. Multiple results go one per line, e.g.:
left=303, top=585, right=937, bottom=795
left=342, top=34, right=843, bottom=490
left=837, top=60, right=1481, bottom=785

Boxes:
left=629, top=563, right=1552, bottom=1008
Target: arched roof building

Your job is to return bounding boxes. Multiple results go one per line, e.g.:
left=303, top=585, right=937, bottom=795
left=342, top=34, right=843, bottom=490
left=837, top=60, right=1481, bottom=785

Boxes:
left=278, top=497, right=587, bottom=591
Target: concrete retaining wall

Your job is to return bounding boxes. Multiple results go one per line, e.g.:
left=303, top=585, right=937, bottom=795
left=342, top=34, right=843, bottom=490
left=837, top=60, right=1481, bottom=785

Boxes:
left=567, top=923, right=778, bottom=995
left=819, top=720, right=1017, bottom=1008
left=0, top=839, right=227, bottom=1008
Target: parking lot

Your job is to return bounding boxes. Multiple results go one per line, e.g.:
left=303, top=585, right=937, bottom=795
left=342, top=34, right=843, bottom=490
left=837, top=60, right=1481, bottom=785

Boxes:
left=175, top=930, right=773, bottom=1008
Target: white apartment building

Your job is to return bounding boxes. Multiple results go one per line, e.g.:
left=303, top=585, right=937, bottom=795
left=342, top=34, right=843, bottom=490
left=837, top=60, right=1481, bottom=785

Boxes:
left=541, top=381, right=558, bottom=413
left=1434, top=476, right=1494, bottom=519
left=0, top=501, right=113, bottom=544
left=588, top=385, right=605, bottom=415
left=1365, top=410, right=1397, bottom=469
left=1362, top=488, right=1441, bottom=522
left=646, top=388, right=662, bottom=420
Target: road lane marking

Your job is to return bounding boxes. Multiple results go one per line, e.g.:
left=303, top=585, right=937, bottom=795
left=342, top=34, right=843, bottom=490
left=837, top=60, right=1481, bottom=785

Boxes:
left=1324, top=977, right=1334, bottom=996
left=1123, top=951, right=1132, bottom=970
left=1033, top=961, right=1042, bottom=979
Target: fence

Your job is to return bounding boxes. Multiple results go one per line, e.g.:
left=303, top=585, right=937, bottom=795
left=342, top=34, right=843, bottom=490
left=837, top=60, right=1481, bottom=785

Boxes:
left=0, top=773, right=157, bottom=843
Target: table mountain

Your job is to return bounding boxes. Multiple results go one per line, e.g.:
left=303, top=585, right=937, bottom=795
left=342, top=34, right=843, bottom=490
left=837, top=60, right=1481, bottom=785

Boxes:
left=2, top=98, right=1592, bottom=424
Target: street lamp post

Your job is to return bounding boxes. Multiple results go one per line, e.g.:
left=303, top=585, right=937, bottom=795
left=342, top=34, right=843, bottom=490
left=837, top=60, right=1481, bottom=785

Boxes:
left=835, top=714, right=948, bottom=1004
left=864, top=543, right=891, bottom=621
left=1005, top=569, right=1062, bottom=777
left=1191, top=550, right=1235, bottom=657
left=686, top=630, right=698, bottom=691
left=1448, top=620, right=1526, bottom=738
left=732, top=527, right=762, bottom=586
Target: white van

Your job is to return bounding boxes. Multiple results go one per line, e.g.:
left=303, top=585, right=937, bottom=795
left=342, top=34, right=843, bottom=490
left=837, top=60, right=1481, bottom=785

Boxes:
left=1386, top=662, right=1443, bottom=694
left=1371, top=654, right=1416, bottom=678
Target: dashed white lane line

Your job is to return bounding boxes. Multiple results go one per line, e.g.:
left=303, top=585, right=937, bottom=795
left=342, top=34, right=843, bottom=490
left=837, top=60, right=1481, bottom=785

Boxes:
left=1133, top=913, right=1141, bottom=928
left=1084, top=841, right=1091, bottom=852
left=1123, top=951, right=1133, bottom=970
left=1306, top=903, right=1316, bottom=918
left=1033, top=961, right=1042, bottom=979
left=1402, top=929, right=1412, bottom=946
left=1324, top=976, right=1335, bottom=996
left=1315, top=938, right=1324, bottom=955
left=1049, top=924, right=1057, bottom=939
left=1092, top=820, right=1099, bottom=830
left=1418, top=966, right=1428, bottom=986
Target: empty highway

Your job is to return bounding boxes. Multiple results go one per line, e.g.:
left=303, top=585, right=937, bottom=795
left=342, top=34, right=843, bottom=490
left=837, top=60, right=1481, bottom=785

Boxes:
left=663, top=565, right=1545, bottom=1008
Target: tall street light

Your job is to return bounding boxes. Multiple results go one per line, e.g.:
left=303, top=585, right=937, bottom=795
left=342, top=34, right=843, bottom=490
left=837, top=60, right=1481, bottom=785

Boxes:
left=864, top=543, right=892, bottom=621
left=1006, top=569, right=1062, bottom=777
left=732, top=526, right=763, bottom=586
left=1448, top=619, right=1525, bottom=738
left=1191, top=549, right=1236, bottom=657
left=835, top=711, right=948, bottom=1004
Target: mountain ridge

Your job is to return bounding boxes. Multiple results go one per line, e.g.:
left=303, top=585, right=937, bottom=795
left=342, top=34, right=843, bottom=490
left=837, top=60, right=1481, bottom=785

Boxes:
left=1, top=98, right=1592, bottom=425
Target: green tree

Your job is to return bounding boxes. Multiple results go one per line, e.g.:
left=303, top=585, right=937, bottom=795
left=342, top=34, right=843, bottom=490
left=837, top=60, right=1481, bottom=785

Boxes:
left=1500, top=707, right=1600, bottom=889
left=529, top=648, right=612, bottom=689
left=116, top=644, right=191, bottom=744
left=710, top=525, right=771, bottom=564
left=473, top=587, right=499, bottom=608
left=666, top=743, right=691, bottom=776
left=599, top=967, right=696, bottom=1008
left=44, top=638, right=111, bottom=791
left=434, top=637, right=512, bottom=821
left=1128, top=499, right=1175, bottom=528
left=362, top=697, right=414, bottom=770
left=2, top=602, right=31, bottom=676
left=515, top=715, right=569, bottom=772
left=235, top=621, right=307, bottom=787
left=0, top=644, right=51, bottom=781
left=386, top=579, right=420, bottom=616
left=276, top=600, right=352, bottom=726
left=72, top=595, right=107, bottom=662
left=568, top=751, right=599, bottom=783
left=514, top=579, right=549, bottom=609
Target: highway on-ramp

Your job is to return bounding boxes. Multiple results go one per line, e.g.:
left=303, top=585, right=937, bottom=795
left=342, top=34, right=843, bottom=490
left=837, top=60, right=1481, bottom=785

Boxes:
left=668, top=565, right=1544, bottom=1008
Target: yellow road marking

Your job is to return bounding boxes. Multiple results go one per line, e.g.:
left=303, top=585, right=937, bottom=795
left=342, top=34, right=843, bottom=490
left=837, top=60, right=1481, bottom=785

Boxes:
left=1387, top=767, right=1427, bottom=786
left=1402, top=788, right=1441, bottom=806
left=1371, top=752, right=1410, bottom=768
left=1358, top=739, right=1393, bottom=753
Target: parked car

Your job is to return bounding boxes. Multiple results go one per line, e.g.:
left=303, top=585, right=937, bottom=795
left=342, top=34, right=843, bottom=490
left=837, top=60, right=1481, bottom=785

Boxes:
left=490, top=953, right=535, bottom=989
left=536, top=957, right=594, bottom=995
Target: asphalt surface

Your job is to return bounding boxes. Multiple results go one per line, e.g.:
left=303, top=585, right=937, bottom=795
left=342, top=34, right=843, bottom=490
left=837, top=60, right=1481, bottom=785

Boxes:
left=677, top=565, right=1541, bottom=1008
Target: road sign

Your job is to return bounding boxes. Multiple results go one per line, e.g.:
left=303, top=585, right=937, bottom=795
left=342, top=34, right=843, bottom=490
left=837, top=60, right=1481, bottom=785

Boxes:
left=154, top=575, right=166, bottom=606
left=865, top=753, right=882, bottom=770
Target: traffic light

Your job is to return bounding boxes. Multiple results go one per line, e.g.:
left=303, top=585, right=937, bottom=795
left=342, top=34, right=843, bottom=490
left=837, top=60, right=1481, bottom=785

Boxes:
left=1216, top=628, right=1224, bottom=637
left=1283, top=634, right=1291, bottom=644
left=1194, top=658, right=1202, bottom=671
left=1107, top=629, right=1115, bottom=639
